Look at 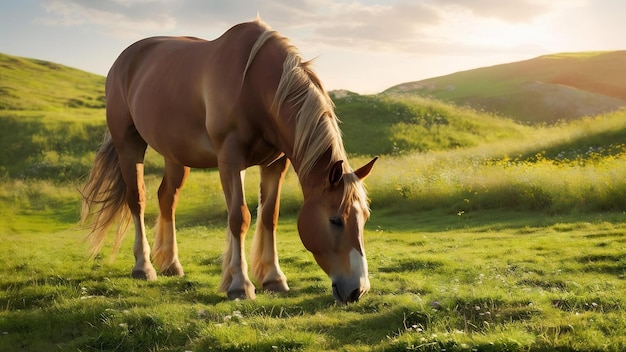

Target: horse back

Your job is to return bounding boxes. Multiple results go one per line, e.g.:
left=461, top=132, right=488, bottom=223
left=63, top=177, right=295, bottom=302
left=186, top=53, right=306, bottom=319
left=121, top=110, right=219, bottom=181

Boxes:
left=107, top=21, right=268, bottom=108
left=105, top=21, right=274, bottom=168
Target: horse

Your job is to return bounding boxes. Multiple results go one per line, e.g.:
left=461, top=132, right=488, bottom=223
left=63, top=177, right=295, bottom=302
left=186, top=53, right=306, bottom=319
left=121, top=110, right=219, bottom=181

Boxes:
left=80, top=19, right=377, bottom=304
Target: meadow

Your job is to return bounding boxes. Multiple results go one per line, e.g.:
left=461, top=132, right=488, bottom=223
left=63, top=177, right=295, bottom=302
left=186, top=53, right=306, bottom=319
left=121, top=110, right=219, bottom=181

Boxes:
left=1, top=54, right=625, bottom=351
left=2, top=107, right=626, bottom=351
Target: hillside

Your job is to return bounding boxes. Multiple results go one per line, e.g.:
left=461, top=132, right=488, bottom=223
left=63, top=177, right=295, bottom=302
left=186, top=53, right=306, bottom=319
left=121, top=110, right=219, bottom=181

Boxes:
left=331, top=91, right=529, bottom=155
left=1, top=52, right=532, bottom=181
left=386, top=51, right=626, bottom=123
left=2, top=52, right=626, bottom=184
left=0, top=52, right=105, bottom=110
left=0, top=53, right=106, bottom=180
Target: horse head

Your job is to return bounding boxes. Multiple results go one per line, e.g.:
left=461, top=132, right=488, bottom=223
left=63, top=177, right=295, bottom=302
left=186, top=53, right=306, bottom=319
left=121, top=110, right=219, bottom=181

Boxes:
left=297, top=157, right=377, bottom=303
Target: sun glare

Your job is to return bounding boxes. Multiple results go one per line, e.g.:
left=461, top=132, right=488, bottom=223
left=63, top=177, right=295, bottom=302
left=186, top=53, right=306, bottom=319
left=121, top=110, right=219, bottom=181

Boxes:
left=439, top=10, right=551, bottom=51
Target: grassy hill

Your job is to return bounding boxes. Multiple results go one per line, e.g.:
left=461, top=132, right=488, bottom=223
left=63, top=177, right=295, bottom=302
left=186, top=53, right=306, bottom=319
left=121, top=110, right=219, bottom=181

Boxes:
left=385, top=51, right=626, bottom=123
left=0, top=53, right=107, bottom=180
left=0, top=52, right=105, bottom=110
left=2, top=52, right=626, bottom=182
left=332, top=91, right=529, bottom=155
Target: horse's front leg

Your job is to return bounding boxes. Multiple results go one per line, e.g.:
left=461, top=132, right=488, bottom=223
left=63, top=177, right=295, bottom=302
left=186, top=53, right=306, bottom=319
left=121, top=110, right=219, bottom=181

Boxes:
left=218, top=165, right=256, bottom=300
left=152, top=159, right=189, bottom=276
left=251, top=156, right=290, bottom=293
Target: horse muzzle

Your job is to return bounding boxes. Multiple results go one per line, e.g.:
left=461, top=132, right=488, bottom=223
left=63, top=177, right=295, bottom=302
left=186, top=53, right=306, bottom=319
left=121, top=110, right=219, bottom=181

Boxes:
left=332, top=280, right=369, bottom=304
left=331, top=249, right=370, bottom=304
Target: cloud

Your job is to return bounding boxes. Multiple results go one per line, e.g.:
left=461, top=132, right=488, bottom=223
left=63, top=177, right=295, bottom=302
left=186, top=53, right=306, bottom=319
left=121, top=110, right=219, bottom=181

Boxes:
left=39, top=0, right=177, bottom=38
left=308, top=2, right=441, bottom=52
left=38, top=1, right=438, bottom=48
left=38, top=0, right=326, bottom=38
left=36, top=0, right=579, bottom=57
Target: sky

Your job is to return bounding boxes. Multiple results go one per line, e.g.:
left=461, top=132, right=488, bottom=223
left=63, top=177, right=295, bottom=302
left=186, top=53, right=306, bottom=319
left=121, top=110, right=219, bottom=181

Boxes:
left=1, top=0, right=626, bottom=94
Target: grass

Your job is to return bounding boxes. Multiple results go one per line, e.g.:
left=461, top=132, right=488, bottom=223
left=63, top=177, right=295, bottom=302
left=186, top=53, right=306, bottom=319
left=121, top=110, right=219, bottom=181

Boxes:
left=0, top=109, right=105, bottom=180
left=1, top=210, right=625, bottom=351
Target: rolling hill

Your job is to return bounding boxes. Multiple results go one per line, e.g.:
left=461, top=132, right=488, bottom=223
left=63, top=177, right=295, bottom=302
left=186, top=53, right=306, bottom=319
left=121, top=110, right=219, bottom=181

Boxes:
left=1, top=51, right=626, bottom=184
left=385, top=51, right=626, bottom=123
left=0, top=52, right=105, bottom=110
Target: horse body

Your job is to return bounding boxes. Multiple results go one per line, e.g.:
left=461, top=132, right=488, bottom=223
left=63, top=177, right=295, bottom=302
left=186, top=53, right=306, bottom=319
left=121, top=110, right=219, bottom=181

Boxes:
left=82, top=20, right=376, bottom=303
left=108, top=24, right=281, bottom=169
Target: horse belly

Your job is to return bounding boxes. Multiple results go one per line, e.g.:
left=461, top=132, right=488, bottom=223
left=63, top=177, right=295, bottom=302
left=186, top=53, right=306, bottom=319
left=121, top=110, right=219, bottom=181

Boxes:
left=146, top=127, right=218, bottom=168
left=132, top=108, right=218, bottom=169
left=166, top=138, right=217, bottom=168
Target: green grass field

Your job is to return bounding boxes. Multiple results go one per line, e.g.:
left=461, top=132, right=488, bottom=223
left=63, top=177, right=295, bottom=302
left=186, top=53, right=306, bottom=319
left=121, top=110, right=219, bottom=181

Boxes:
left=1, top=205, right=625, bottom=351
left=1, top=53, right=625, bottom=351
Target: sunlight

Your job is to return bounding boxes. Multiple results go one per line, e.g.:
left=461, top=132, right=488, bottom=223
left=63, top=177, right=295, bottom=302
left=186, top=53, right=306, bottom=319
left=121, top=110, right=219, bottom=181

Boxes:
left=441, top=13, right=550, bottom=51
left=468, top=20, right=545, bottom=48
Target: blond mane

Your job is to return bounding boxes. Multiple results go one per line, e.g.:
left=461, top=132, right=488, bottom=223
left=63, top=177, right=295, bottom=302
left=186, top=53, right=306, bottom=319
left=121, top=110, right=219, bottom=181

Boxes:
left=244, top=20, right=369, bottom=212
left=244, top=20, right=348, bottom=179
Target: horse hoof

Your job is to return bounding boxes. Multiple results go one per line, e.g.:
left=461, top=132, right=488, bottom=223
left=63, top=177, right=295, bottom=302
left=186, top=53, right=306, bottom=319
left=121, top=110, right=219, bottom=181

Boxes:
left=161, top=262, right=184, bottom=277
left=263, top=280, right=289, bottom=293
left=227, top=289, right=247, bottom=300
left=132, top=268, right=157, bottom=281
left=227, top=285, right=256, bottom=300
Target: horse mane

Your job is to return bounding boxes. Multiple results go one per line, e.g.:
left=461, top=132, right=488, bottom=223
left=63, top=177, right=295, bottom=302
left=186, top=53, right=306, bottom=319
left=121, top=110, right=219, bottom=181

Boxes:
left=244, top=20, right=348, bottom=180
left=243, top=20, right=369, bottom=213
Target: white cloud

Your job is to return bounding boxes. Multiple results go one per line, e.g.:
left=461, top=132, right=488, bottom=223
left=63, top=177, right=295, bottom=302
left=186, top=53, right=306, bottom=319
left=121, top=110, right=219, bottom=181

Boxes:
left=37, top=0, right=588, bottom=57
left=39, top=0, right=177, bottom=38
left=28, top=0, right=614, bottom=92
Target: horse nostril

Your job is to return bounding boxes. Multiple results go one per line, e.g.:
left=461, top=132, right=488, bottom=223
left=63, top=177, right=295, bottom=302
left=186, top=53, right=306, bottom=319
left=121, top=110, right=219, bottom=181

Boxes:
left=332, top=284, right=363, bottom=304
left=347, top=288, right=361, bottom=303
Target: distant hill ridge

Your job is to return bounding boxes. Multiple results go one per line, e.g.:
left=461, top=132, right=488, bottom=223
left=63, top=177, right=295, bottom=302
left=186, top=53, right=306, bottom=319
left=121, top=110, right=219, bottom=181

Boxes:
left=385, top=51, right=626, bottom=123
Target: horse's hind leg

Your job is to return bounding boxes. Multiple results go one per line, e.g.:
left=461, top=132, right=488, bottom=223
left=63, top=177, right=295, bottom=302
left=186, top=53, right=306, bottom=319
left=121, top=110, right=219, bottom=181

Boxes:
left=251, top=156, right=290, bottom=293
left=152, top=159, right=189, bottom=276
left=111, top=126, right=157, bottom=280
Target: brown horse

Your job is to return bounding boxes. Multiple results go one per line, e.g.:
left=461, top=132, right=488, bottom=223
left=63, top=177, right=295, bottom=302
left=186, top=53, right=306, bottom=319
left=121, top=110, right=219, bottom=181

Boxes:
left=81, top=19, right=377, bottom=304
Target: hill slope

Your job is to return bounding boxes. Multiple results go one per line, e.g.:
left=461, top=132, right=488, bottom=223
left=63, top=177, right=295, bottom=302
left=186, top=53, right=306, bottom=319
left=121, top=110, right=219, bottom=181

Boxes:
left=0, top=53, right=106, bottom=180
left=2, top=52, right=626, bottom=184
left=331, top=91, right=529, bottom=156
left=0, top=52, right=105, bottom=110
left=386, top=51, right=626, bottom=123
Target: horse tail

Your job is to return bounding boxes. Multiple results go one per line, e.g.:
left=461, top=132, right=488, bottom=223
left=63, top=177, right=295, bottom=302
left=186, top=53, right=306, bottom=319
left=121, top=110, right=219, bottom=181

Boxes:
left=80, top=130, right=131, bottom=258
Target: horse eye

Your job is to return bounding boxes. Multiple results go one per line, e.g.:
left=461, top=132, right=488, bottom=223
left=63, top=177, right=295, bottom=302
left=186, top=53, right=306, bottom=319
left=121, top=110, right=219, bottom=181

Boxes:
left=329, top=216, right=344, bottom=227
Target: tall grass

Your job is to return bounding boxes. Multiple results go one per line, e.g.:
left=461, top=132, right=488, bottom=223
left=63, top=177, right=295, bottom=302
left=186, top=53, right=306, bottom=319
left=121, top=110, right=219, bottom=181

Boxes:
left=363, top=110, right=626, bottom=216
left=367, top=145, right=626, bottom=216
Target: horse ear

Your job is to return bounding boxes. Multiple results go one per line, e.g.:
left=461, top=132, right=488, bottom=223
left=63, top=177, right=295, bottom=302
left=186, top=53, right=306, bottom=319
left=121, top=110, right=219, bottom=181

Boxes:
left=354, top=157, right=378, bottom=180
left=329, top=160, right=344, bottom=187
